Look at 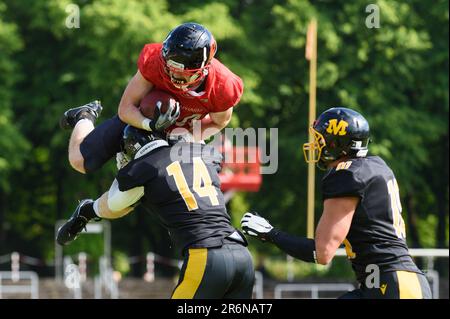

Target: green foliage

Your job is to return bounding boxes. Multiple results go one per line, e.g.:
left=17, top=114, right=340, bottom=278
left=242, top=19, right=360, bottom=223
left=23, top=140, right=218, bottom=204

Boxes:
left=113, top=250, right=131, bottom=276
left=0, top=3, right=29, bottom=192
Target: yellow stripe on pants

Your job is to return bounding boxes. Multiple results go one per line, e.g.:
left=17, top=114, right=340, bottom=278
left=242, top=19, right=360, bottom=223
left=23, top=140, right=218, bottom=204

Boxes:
left=396, top=271, right=423, bottom=299
left=172, top=248, right=208, bottom=299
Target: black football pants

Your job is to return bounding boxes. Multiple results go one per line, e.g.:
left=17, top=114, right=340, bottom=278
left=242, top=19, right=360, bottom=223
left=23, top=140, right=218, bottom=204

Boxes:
left=339, top=270, right=432, bottom=299
left=80, top=115, right=126, bottom=173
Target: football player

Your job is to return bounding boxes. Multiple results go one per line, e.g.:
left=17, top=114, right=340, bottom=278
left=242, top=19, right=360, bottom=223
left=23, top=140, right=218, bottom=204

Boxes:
left=56, top=127, right=254, bottom=299
left=60, top=22, right=243, bottom=174
left=240, top=107, right=432, bottom=299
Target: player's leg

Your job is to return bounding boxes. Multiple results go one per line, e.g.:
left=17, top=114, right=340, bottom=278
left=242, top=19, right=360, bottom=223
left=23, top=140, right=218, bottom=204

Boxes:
left=358, top=270, right=431, bottom=299
left=338, top=288, right=363, bottom=299
left=78, top=115, right=127, bottom=173
left=68, top=119, right=95, bottom=173
left=357, top=271, right=398, bottom=298
left=174, top=244, right=254, bottom=299
left=223, top=244, right=255, bottom=299
left=417, top=272, right=433, bottom=299
left=394, top=271, right=432, bottom=299
left=56, top=192, right=135, bottom=246
left=60, top=101, right=103, bottom=173
left=56, top=199, right=98, bottom=246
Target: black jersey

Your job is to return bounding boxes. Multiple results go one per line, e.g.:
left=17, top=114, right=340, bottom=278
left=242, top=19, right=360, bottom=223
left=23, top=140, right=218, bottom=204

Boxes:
left=116, top=142, right=236, bottom=256
left=322, top=156, right=422, bottom=282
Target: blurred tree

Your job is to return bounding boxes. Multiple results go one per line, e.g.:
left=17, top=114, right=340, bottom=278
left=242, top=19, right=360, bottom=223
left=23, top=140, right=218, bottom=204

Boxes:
left=228, top=0, right=449, bottom=253
left=0, top=2, right=30, bottom=250
left=0, top=0, right=255, bottom=273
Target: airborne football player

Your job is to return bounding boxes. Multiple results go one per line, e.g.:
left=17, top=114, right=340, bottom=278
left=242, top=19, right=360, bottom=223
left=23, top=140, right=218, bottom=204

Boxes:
left=59, top=22, right=243, bottom=174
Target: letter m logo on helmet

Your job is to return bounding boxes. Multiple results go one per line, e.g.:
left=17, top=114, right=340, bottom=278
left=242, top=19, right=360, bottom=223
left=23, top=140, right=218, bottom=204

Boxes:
left=326, top=119, right=349, bottom=136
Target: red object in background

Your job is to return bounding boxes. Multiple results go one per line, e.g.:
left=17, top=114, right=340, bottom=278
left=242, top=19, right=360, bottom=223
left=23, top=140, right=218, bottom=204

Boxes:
left=219, top=146, right=262, bottom=192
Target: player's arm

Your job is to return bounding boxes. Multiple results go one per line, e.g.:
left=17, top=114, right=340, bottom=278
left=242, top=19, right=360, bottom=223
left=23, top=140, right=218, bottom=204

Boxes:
left=94, top=179, right=144, bottom=219
left=195, top=108, right=233, bottom=140
left=241, top=212, right=318, bottom=263
left=117, top=70, right=154, bottom=130
left=314, top=197, right=358, bottom=264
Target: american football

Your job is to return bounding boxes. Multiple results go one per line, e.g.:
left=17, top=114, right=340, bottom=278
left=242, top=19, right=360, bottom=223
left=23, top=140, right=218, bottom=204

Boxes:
left=139, top=89, right=179, bottom=119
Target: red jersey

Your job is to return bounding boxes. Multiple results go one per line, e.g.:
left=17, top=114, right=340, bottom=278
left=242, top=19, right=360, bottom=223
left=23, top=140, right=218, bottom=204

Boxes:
left=137, top=43, right=243, bottom=129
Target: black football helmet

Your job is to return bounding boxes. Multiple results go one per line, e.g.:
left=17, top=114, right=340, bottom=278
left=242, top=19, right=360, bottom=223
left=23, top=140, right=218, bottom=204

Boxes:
left=303, top=107, right=370, bottom=169
left=121, top=125, right=167, bottom=160
left=161, top=22, right=217, bottom=90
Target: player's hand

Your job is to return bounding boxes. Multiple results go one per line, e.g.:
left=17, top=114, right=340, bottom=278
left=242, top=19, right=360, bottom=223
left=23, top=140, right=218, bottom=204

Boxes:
left=240, top=212, right=274, bottom=242
left=150, top=100, right=181, bottom=131
left=116, top=152, right=130, bottom=170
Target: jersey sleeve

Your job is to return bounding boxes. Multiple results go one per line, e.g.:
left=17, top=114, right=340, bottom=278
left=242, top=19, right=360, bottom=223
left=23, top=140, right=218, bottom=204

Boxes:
left=322, top=166, right=365, bottom=200
left=116, top=159, right=157, bottom=192
left=137, top=43, right=162, bottom=83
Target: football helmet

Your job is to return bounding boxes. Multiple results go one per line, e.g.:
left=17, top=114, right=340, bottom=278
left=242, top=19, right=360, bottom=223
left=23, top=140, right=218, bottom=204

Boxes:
left=121, top=125, right=168, bottom=160
left=161, top=22, right=217, bottom=90
left=303, top=107, right=370, bottom=169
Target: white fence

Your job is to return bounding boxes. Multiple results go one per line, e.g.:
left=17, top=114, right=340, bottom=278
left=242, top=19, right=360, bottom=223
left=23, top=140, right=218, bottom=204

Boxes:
left=0, top=271, right=39, bottom=299
left=0, top=248, right=448, bottom=299
left=274, top=283, right=356, bottom=299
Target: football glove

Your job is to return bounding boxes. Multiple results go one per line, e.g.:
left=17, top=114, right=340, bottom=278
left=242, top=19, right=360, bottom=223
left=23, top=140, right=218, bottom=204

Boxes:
left=151, top=100, right=181, bottom=131
left=240, top=212, right=274, bottom=242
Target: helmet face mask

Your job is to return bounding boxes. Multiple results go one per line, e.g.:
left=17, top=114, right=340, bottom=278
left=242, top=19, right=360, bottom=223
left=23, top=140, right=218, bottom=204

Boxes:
left=303, top=127, right=326, bottom=163
left=161, top=22, right=217, bottom=91
left=303, top=107, right=370, bottom=169
left=163, top=57, right=208, bottom=90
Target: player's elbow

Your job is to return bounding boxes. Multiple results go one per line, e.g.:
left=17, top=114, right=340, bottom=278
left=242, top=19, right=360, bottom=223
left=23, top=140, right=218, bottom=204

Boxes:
left=69, top=152, right=86, bottom=174
left=118, top=102, right=131, bottom=122
left=220, top=113, right=232, bottom=128
left=212, top=118, right=229, bottom=130
left=211, top=109, right=233, bottom=129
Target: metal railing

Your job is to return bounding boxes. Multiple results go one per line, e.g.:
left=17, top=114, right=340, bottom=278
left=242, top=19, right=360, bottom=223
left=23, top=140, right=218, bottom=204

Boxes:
left=281, top=248, right=449, bottom=299
left=274, top=283, right=356, bottom=299
left=94, top=256, right=119, bottom=299
left=253, top=271, right=263, bottom=299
